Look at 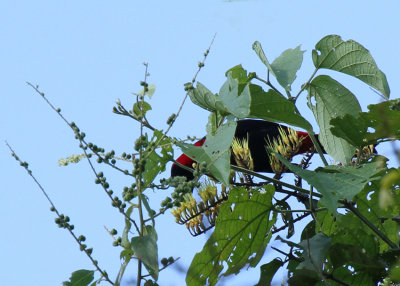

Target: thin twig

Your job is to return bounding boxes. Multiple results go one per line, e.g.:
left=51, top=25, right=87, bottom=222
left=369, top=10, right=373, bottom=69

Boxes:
left=254, top=75, right=284, bottom=97
left=344, top=202, right=397, bottom=249
left=149, top=34, right=217, bottom=154
left=6, top=142, right=114, bottom=285
left=294, top=67, right=318, bottom=102
left=231, top=165, right=322, bottom=198
left=26, top=82, right=141, bottom=234
left=272, top=212, right=311, bottom=234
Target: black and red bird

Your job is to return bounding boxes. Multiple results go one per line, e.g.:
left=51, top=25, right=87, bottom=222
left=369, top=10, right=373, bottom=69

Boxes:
left=171, top=119, right=322, bottom=181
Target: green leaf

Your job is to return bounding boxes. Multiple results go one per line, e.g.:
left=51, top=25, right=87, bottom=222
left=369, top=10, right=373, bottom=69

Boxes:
left=225, top=64, right=253, bottom=85
left=316, top=210, right=337, bottom=236
left=186, top=186, right=277, bottom=286
left=330, top=99, right=400, bottom=146
left=301, top=220, right=316, bottom=241
left=121, top=205, right=134, bottom=249
left=329, top=243, right=383, bottom=270
left=307, top=75, right=360, bottom=163
left=133, top=101, right=152, bottom=117
left=176, top=121, right=237, bottom=186
left=270, top=45, right=305, bottom=91
left=252, top=41, right=278, bottom=79
left=141, top=194, right=155, bottom=226
left=138, top=84, right=156, bottom=98
left=329, top=267, right=375, bottom=286
left=287, top=269, right=320, bottom=286
left=206, top=113, right=217, bottom=136
left=131, top=225, right=159, bottom=280
left=275, top=200, right=294, bottom=238
left=188, top=82, right=230, bottom=115
left=63, top=270, right=95, bottom=286
left=355, top=178, right=400, bottom=252
left=248, top=84, right=313, bottom=130
left=390, top=260, right=400, bottom=281
left=255, top=258, right=284, bottom=286
left=334, top=214, right=380, bottom=258
left=219, top=73, right=251, bottom=118
left=312, top=35, right=390, bottom=99
left=275, top=154, right=386, bottom=214
left=120, top=248, right=134, bottom=261
left=298, top=233, right=332, bottom=271
left=143, top=130, right=173, bottom=188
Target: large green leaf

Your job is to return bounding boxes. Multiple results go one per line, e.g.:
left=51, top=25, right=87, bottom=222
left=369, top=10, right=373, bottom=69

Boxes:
left=275, top=154, right=386, bottom=214
left=287, top=269, right=320, bottom=286
left=131, top=226, right=159, bottom=280
left=186, top=186, right=276, bottom=286
left=312, top=35, right=390, bottom=99
left=329, top=243, right=381, bottom=270
left=329, top=267, right=375, bottom=286
left=188, top=82, right=230, bottom=114
left=330, top=99, right=400, bottom=146
left=63, top=270, right=94, bottom=286
left=307, top=75, right=360, bottom=163
left=249, top=84, right=312, bottom=130
left=270, top=45, right=305, bottom=91
left=298, top=233, right=332, bottom=271
left=176, top=121, right=237, bottom=186
left=355, top=179, right=400, bottom=252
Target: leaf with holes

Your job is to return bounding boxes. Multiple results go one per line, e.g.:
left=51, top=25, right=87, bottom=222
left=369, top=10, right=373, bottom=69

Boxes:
left=143, top=130, right=173, bottom=188
left=186, top=186, right=276, bottom=286
left=330, top=99, right=400, bottom=146
left=274, top=153, right=387, bottom=214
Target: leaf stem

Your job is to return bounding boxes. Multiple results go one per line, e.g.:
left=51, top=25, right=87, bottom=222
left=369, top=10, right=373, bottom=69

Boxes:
left=309, top=131, right=328, bottom=166
left=254, top=75, right=284, bottom=97
left=6, top=143, right=115, bottom=285
left=294, top=67, right=318, bottom=102
left=135, top=63, right=150, bottom=286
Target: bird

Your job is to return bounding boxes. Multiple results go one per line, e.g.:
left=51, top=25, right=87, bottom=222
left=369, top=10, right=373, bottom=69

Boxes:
left=171, top=119, right=323, bottom=181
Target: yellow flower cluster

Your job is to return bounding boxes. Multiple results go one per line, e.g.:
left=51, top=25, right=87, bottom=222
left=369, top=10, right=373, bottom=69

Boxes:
left=267, top=127, right=303, bottom=175
left=231, top=138, right=254, bottom=170
left=354, top=144, right=375, bottom=163
left=171, top=181, right=228, bottom=236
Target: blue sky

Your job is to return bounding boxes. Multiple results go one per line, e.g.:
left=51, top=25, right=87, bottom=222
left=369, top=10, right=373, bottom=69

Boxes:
left=2, top=1, right=400, bottom=285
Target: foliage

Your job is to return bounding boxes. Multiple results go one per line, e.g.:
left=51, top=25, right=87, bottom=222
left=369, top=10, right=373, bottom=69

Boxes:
left=9, top=34, right=400, bottom=286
